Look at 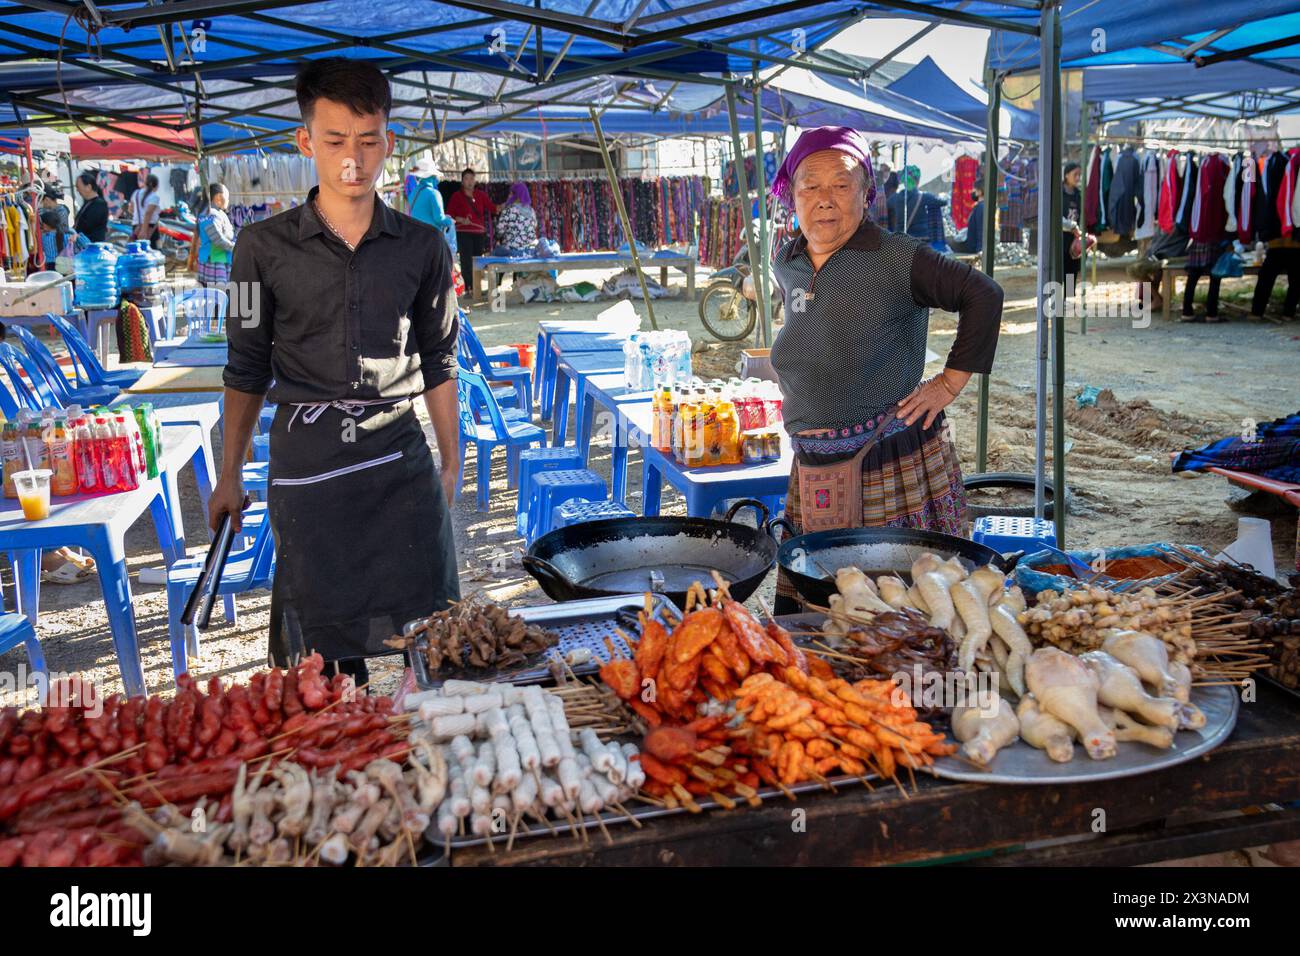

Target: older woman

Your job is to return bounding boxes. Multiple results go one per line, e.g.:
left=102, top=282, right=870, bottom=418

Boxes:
left=493, top=182, right=539, bottom=257
left=767, top=127, right=1004, bottom=613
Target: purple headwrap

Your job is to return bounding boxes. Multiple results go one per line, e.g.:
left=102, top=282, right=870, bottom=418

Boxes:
left=508, top=182, right=532, bottom=207
left=769, top=126, right=876, bottom=212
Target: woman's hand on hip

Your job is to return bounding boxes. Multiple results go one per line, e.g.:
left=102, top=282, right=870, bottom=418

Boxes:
left=898, top=369, right=971, bottom=429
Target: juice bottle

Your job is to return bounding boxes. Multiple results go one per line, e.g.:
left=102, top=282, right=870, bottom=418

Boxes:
left=682, top=393, right=704, bottom=467
left=653, top=386, right=673, bottom=453
left=47, top=418, right=78, bottom=496
left=671, top=394, right=685, bottom=463
left=717, top=401, right=742, bottom=465
left=24, top=415, right=50, bottom=473
left=74, top=416, right=101, bottom=493
left=700, top=393, right=720, bottom=467
left=113, top=416, right=140, bottom=491
left=2, top=422, right=20, bottom=498
left=94, top=416, right=119, bottom=491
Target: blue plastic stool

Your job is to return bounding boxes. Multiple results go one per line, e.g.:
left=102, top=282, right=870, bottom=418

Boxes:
left=252, top=434, right=271, bottom=462
left=515, top=446, right=584, bottom=536
left=972, top=516, right=1057, bottom=556
left=552, top=498, right=635, bottom=529
left=527, top=469, right=607, bottom=543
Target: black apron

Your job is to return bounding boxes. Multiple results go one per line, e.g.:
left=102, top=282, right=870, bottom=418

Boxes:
left=266, top=398, right=460, bottom=662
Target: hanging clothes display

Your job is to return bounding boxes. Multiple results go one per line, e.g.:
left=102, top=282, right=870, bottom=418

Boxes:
left=698, top=197, right=747, bottom=268
left=1174, top=152, right=1199, bottom=233
left=1259, top=150, right=1288, bottom=241
left=0, top=188, right=41, bottom=273
left=1106, top=146, right=1142, bottom=236
left=483, top=176, right=701, bottom=253
left=1223, top=153, right=1241, bottom=236
left=950, top=155, right=979, bottom=230
left=1236, top=153, right=1259, bottom=244
left=1190, top=152, right=1230, bottom=243
left=1157, top=149, right=1181, bottom=234
left=1097, top=147, right=1114, bottom=231
left=721, top=153, right=777, bottom=198
left=996, top=156, right=1036, bottom=243
left=1279, top=147, right=1300, bottom=238
left=1084, top=145, right=1102, bottom=231
left=1134, top=150, right=1160, bottom=240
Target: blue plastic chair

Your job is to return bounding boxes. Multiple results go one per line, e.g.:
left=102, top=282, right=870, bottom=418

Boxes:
left=174, top=287, right=228, bottom=336
left=0, top=342, right=56, bottom=411
left=0, top=373, right=23, bottom=420
left=457, top=369, right=546, bottom=512
left=459, top=315, right=531, bottom=413
left=166, top=500, right=275, bottom=680
left=0, top=612, right=46, bottom=692
left=46, top=314, right=142, bottom=389
left=6, top=326, right=120, bottom=408
left=461, top=312, right=523, bottom=367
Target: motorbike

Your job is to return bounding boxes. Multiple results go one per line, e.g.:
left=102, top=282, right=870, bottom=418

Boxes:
left=697, top=243, right=783, bottom=342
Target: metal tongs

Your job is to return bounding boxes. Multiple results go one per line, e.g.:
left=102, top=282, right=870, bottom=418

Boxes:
left=180, top=504, right=243, bottom=629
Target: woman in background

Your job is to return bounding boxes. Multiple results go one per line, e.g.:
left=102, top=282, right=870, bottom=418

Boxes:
left=197, top=183, right=236, bottom=288
left=1062, top=161, right=1084, bottom=287
left=73, top=171, right=109, bottom=243
left=408, top=158, right=457, bottom=255
left=493, top=183, right=539, bottom=257
left=130, top=174, right=163, bottom=248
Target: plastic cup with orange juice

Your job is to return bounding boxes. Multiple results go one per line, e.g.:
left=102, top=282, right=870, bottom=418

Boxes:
left=13, top=469, right=53, bottom=521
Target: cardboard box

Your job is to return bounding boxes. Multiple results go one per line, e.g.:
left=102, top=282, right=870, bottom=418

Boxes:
left=741, top=348, right=777, bottom=382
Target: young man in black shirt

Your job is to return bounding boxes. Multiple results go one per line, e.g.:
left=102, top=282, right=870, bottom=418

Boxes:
left=212, top=58, right=462, bottom=683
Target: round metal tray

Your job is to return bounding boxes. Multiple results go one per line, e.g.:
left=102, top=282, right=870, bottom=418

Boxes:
left=929, top=684, right=1240, bottom=785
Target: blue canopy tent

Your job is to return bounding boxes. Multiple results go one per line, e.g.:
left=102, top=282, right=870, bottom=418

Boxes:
left=987, top=2, right=1300, bottom=73
left=887, top=55, right=1037, bottom=140
left=0, top=0, right=1068, bottom=535
left=1081, top=59, right=1300, bottom=122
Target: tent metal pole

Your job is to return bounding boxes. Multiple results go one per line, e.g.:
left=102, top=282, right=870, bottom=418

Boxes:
left=1033, top=0, right=1064, bottom=543
left=751, top=60, right=773, bottom=347
left=1078, top=99, right=1090, bottom=335
left=976, top=66, right=1001, bottom=474
left=724, top=82, right=765, bottom=346
left=1050, top=5, right=1067, bottom=549
left=589, top=106, right=658, bottom=331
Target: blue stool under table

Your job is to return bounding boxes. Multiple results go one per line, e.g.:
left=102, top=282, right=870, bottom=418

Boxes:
left=527, top=469, right=607, bottom=543
left=552, top=498, right=635, bottom=530
left=0, top=612, right=46, bottom=693
left=515, top=447, right=584, bottom=536
left=972, top=516, right=1057, bottom=556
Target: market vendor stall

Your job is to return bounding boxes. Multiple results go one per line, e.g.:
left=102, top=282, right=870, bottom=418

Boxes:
left=1, top=535, right=1296, bottom=868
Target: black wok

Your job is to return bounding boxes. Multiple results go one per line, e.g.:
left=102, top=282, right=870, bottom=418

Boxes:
left=524, top=499, right=779, bottom=609
left=774, top=523, right=1021, bottom=608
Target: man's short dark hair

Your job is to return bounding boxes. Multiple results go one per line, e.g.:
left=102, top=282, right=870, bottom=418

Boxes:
left=461, top=168, right=476, bottom=180
left=296, top=58, right=392, bottom=126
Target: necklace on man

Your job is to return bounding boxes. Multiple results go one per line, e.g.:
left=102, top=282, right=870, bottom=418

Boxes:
left=314, top=200, right=356, bottom=252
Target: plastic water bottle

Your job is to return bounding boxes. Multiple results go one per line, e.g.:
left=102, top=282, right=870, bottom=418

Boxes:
left=116, top=241, right=166, bottom=296
left=73, top=243, right=120, bottom=309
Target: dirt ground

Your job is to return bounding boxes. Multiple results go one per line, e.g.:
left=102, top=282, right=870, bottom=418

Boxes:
left=3, top=260, right=1297, bottom=714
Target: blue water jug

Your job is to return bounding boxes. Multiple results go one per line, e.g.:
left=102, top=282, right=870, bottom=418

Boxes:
left=73, top=242, right=120, bottom=309
left=116, top=241, right=166, bottom=296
